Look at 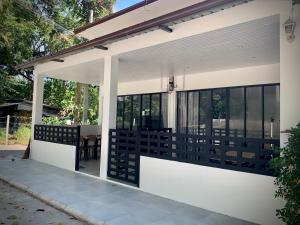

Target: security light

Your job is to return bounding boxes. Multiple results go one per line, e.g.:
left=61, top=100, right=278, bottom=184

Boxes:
left=168, top=76, right=176, bottom=92
left=283, top=17, right=296, bottom=42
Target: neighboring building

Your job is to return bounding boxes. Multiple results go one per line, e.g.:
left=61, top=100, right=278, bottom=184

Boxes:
left=0, top=100, right=59, bottom=129
left=16, top=1, right=300, bottom=225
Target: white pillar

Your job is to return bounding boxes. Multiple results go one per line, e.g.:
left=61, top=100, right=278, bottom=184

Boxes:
left=168, top=91, right=176, bottom=132
left=82, top=84, right=89, bottom=124
left=31, top=73, right=45, bottom=140
left=98, top=85, right=104, bottom=128
left=280, top=4, right=300, bottom=146
left=100, top=56, right=119, bottom=178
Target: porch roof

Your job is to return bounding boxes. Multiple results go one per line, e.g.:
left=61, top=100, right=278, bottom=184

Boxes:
left=40, top=15, right=279, bottom=86
left=15, top=0, right=250, bottom=71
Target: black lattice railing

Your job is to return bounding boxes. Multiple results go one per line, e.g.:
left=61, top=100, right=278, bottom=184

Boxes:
left=108, top=129, right=279, bottom=184
left=108, top=129, right=140, bottom=186
left=34, top=125, right=80, bottom=146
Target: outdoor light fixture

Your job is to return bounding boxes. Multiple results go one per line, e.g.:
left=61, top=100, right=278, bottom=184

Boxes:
left=168, top=76, right=176, bottom=92
left=283, top=17, right=296, bottom=42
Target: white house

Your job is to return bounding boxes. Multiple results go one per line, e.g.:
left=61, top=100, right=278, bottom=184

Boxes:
left=16, top=1, right=300, bottom=225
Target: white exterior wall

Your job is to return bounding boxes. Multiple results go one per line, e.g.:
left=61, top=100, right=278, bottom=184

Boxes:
left=280, top=4, right=300, bottom=146
left=140, top=157, right=283, bottom=225
left=120, top=63, right=281, bottom=225
left=30, top=140, right=76, bottom=171
left=118, top=64, right=279, bottom=95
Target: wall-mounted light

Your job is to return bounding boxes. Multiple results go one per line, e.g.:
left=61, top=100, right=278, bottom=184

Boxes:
left=168, top=76, right=176, bottom=92
left=283, top=17, right=296, bottom=42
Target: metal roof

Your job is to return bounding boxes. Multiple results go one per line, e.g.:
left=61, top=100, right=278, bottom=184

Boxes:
left=15, top=0, right=250, bottom=70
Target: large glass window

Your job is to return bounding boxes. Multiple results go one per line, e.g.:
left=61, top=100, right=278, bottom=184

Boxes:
left=229, top=88, right=244, bottom=137
left=264, top=85, right=280, bottom=139
left=246, top=86, right=262, bottom=138
left=117, top=93, right=168, bottom=130
left=199, top=90, right=212, bottom=135
left=212, top=89, right=226, bottom=130
left=187, top=91, right=199, bottom=135
left=177, top=84, right=280, bottom=139
left=177, top=92, right=187, bottom=134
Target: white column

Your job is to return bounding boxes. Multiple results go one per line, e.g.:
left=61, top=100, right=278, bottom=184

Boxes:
left=98, top=85, right=104, bottom=128
left=100, top=56, right=119, bottom=178
left=82, top=84, right=89, bottom=124
left=168, top=91, right=176, bottom=132
left=31, top=73, right=45, bottom=141
left=280, top=4, right=300, bottom=146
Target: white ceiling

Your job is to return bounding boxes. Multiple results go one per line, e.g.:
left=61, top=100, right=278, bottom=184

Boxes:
left=48, top=15, right=279, bottom=85
left=118, top=15, right=279, bottom=82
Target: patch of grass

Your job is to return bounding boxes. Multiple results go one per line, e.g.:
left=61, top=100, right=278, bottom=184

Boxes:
left=14, top=126, right=31, bottom=145
left=0, top=128, right=5, bottom=144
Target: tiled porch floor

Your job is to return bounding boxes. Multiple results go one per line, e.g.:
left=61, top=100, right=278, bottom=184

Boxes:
left=79, top=159, right=100, bottom=177
left=0, top=153, right=257, bottom=225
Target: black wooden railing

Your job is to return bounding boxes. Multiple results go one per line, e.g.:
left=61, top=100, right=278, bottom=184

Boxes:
left=34, top=125, right=80, bottom=146
left=108, top=128, right=279, bottom=186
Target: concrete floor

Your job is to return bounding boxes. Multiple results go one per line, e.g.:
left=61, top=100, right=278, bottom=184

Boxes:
left=0, top=180, right=85, bottom=225
left=0, top=152, right=257, bottom=225
left=79, top=159, right=100, bottom=177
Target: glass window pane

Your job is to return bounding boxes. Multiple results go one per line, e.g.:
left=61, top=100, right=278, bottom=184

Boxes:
left=212, top=89, right=226, bottom=133
left=264, top=85, right=280, bottom=139
left=124, top=96, right=132, bottom=129
left=199, top=90, right=211, bottom=135
left=116, top=96, right=124, bottom=129
left=187, top=91, right=199, bottom=134
left=161, top=93, right=168, bottom=128
left=142, top=95, right=151, bottom=129
left=132, top=95, right=141, bottom=130
left=229, top=88, right=244, bottom=137
left=177, top=92, right=187, bottom=134
left=246, top=87, right=262, bottom=138
left=151, top=94, right=160, bottom=129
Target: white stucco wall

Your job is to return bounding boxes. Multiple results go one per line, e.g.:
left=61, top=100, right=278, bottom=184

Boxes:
left=280, top=4, right=300, bottom=146
left=31, top=140, right=76, bottom=171
left=118, top=63, right=279, bottom=95
left=140, top=157, right=284, bottom=225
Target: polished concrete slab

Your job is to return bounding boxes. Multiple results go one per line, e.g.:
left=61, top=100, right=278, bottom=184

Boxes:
left=79, top=159, right=100, bottom=177
left=0, top=154, right=257, bottom=225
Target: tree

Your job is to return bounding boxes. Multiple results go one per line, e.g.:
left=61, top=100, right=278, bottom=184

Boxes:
left=0, top=0, right=116, bottom=123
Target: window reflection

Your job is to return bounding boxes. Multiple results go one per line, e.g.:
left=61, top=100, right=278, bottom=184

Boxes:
left=264, top=86, right=280, bottom=139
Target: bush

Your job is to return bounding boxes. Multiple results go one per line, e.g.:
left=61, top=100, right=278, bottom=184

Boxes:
left=0, top=128, right=5, bottom=143
left=15, top=125, right=31, bottom=145
left=271, top=123, right=300, bottom=225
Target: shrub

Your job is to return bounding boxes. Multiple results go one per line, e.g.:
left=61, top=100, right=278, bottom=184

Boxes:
left=0, top=128, right=5, bottom=143
left=271, top=123, right=300, bottom=225
left=15, top=125, right=31, bottom=145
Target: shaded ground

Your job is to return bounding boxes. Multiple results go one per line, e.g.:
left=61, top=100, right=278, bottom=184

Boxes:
left=0, top=180, right=87, bottom=225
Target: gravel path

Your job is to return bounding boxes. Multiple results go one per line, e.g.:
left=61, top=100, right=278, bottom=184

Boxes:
left=0, top=179, right=87, bottom=225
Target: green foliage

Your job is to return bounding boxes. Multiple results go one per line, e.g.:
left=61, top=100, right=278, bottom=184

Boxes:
left=15, top=125, right=31, bottom=145
left=43, top=116, right=68, bottom=125
left=0, top=128, right=5, bottom=139
left=271, top=123, right=300, bottom=225
left=0, top=0, right=115, bottom=109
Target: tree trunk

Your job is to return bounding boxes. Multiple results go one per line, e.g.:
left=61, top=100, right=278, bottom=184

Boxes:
left=74, top=82, right=82, bottom=125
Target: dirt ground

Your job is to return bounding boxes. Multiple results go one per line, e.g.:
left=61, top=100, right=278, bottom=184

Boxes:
left=0, top=150, right=88, bottom=225
left=0, top=180, right=87, bottom=225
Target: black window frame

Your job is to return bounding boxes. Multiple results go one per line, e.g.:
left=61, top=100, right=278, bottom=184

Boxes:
left=117, top=92, right=168, bottom=130
left=176, top=83, right=280, bottom=139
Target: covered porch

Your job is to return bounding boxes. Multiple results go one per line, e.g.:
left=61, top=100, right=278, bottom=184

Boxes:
left=28, top=1, right=300, bottom=224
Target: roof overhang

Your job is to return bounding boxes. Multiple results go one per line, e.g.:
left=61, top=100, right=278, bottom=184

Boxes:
left=74, top=0, right=158, bottom=34
left=15, top=0, right=250, bottom=71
